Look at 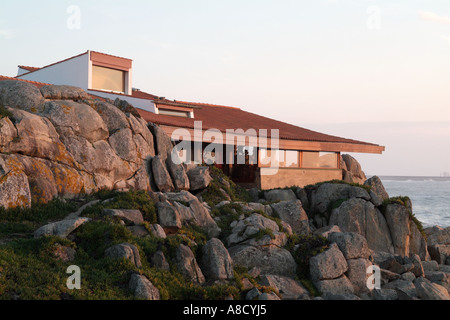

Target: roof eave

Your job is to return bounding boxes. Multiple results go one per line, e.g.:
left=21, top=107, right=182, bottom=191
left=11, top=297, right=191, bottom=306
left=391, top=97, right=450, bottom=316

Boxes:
left=157, top=124, right=385, bottom=154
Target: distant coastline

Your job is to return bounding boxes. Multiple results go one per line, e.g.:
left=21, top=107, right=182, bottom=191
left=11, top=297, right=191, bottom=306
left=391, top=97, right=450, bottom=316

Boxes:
left=375, top=176, right=450, bottom=228
left=376, top=176, right=450, bottom=182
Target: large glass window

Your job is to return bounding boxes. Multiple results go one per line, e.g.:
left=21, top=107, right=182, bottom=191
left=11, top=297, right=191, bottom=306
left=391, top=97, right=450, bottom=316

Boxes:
left=259, top=149, right=280, bottom=168
left=259, top=149, right=338, bottom=169
left=259, top=149, right=298, bottom=168
left=302, top=152, right=338, bottom=168
left=92, top=65, right=125, bottom=93
left=285, top=150, right=299, bottom=168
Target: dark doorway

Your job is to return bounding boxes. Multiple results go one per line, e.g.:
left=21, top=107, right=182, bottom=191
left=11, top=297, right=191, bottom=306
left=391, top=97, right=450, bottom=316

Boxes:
left=218, top=145, right=258, bottom=186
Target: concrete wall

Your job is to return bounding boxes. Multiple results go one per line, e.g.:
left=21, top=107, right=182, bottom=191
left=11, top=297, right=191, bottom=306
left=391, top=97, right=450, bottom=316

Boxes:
left=257, top=167, right=342, bottom=190
left=18, top=53, right=90, bottom=90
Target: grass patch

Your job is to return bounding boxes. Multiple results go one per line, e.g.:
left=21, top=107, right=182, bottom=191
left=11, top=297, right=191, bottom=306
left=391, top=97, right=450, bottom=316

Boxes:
left=381, top=196, right=410, bottom=210
left=211, top=203, right=250, bottom=242
left=211, top=203, right=282, bottom=244
left=74, top=220, right=135, bottom=258
left=0, top=198, right=78, bottom=224
left=201, top=166, right=252, bottom=207
left=0, top=198, right=78, bottom=237
left=232, top=265, right=279, bottom=299
left=0, top=235, right=134, bottom=300
left=81, top=190, right=157, bottom=224
left=1, top=183, right=315, bottom=300
left=304, top=179, right=371, bottom=194
left=0, top=219, right=245, bottom=300
left=145, top=266, right=240, bottom=300
left=246, top=228, right=275, bottom=242
left=286, top=234, right=329, bottom=287
left=0, top=105, right=13, bottom=119
left=319, top=198, right=348, bottom=224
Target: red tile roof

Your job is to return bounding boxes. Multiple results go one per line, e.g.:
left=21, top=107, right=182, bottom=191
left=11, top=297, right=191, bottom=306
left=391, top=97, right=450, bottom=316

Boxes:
left=137, top=96, right=378, bottom=146
left=90, top=51, right=132, bottom=71
left=0, top=75, right=49, bottom=88
left=17, top=51, right=133, bottom=78
left=18, top=65, right=41, bottom=73
left=135, top=95, right=375, bottom=146
left=173, top=100, right=240, bottom=110
left=0, top=75, right=381, bottom=149
left=90, top=50, right=133, bottom=63
left=130, top=89, right=159, bottom=100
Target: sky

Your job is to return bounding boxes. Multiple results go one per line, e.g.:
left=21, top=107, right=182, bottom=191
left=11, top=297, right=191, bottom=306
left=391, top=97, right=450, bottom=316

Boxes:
left=1, top=0, right=450, bottom=176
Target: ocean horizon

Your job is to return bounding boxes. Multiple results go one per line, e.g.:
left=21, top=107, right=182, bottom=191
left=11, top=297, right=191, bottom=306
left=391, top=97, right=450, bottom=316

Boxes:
left=376, top=176, right=450, bottom=228
left=378, top=176, right=450, bottom=182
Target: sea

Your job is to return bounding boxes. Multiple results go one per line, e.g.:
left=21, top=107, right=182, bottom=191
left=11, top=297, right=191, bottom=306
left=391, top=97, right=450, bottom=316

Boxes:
left=378, top=176, right=450, bottom=228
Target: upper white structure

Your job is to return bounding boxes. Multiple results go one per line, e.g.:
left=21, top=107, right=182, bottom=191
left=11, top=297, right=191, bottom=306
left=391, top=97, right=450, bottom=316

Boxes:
left=16, top=50, right=156, bottom=113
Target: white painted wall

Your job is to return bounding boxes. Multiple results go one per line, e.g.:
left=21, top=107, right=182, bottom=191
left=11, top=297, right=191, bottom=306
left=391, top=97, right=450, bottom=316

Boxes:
left=87, top=89, right=156, bottom=113
left=17, top=53, right=90, bottom=90
left=126, top=68, right=132, bottom=95
left=17, top=51, right=156, bottom=113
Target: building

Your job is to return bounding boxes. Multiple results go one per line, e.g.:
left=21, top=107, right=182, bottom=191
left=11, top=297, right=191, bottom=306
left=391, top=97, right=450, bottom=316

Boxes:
left=8, top=50, right=384, bottom=189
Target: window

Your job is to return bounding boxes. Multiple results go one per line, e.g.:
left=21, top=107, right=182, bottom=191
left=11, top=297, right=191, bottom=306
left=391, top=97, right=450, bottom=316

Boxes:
left=259, top=149, right=279, bottom=168
left=158, top=108, right=190, bottom=118
left=302, top=152, right=338, bottom=168
left=285, top=150, right=299, bottom=168
left=259, top=149, right=298, bottom=168
left=92, top=65, right=125, bottom=93
left=259, top=149, right=338, bottom=169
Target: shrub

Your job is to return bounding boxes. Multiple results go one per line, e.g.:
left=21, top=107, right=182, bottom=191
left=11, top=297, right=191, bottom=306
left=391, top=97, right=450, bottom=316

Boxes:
left=201, top=166, right=252, bottom=207
left=211, top=203, right=248, bottom=241
left=286, top=234, right=329, bottom=280
left=321, top=198, right=348, bottom=223
left=0, top=105, right=13, bottom=119
left=304, top=179, right=371, bottom=194
left=74, top=220, right=134, bottom=258
left=0, top=198, right=78, bottom=237
left=81, top=190, right=157, bottom=223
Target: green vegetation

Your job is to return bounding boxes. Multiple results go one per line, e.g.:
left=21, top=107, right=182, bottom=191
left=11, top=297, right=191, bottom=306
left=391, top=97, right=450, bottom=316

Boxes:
left=81, top=190, right=157, bottom=223
left=232, top=265, right=280, bottom=299
left=0, top=104, right=13, bottom=120
left=286, top=233, right=329, bottom=296
left=0, top=198, right=77, bottom=237
left=210, top=202, right=282, bottom=245
left=247, top=228, right=275, bottom=242
left=0, top=189, right=276, bottom=300
left=201, top=166, right=252, bottom=207
left=320, top=198, right=348, bottom=223
left=3, top=174, right=410, bottom=300
left=211, top=202, right=250, bottom=242
left=328, top=198, right=348, bottom=212
left=304, top=179, right=371, bottom=194
left=381, top=196, right=411, bottom=211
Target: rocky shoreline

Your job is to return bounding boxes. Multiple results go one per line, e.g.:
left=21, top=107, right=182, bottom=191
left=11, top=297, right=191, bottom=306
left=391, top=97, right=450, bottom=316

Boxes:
left=22, top=177, right=450, bottom=301
left=0, top=81, right=449, bottom=300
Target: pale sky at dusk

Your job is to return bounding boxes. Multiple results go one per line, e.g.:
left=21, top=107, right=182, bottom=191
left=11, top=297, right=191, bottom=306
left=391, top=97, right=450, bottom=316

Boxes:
left=1, top=0, right=449, bottom=176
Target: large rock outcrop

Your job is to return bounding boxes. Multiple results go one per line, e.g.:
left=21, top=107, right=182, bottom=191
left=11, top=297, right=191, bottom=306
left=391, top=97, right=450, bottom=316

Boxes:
left=307, top=179, right=429, bottom=261
left=2, top=80, right=448, bottom=301
left=341, top=154, right=367, bottom=184
left=0, top=81, right=213, bottom=209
